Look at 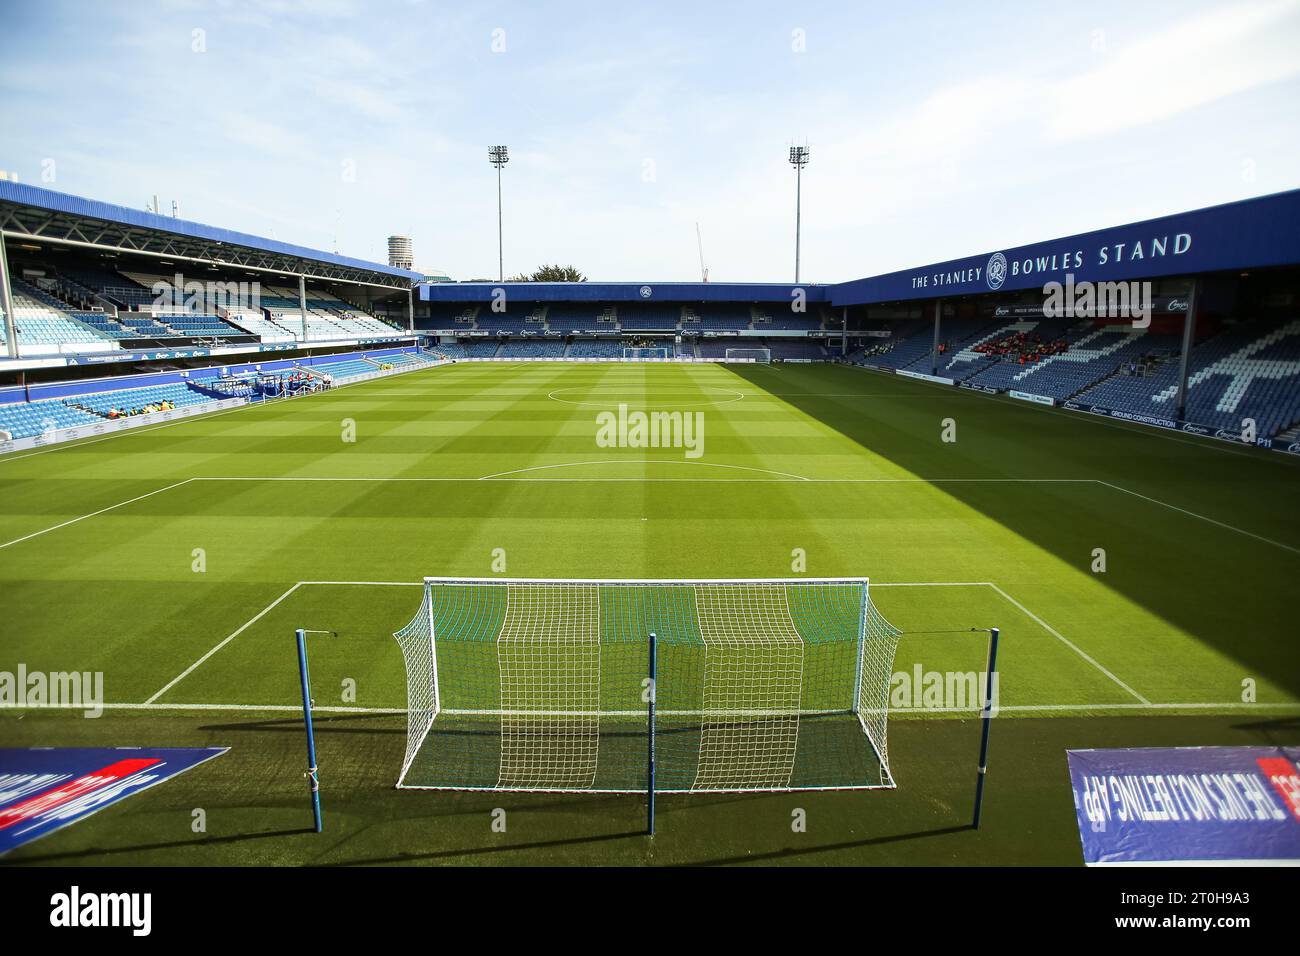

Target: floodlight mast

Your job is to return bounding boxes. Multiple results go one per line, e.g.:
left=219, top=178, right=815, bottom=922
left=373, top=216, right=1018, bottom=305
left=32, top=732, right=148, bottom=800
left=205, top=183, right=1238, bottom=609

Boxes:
left=489, top=145, right=509, bottom=282
left=789, top=145, right=810, bottom=283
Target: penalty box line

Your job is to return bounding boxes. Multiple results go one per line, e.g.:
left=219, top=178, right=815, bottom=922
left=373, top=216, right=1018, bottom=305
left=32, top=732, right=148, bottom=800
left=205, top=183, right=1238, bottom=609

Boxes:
left=141, top=579, right=1143, bottom=708
left=5, top=478, right=1294, bottom=561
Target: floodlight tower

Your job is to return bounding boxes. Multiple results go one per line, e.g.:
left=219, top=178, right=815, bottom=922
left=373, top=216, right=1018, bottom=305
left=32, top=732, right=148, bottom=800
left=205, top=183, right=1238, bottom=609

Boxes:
left=789, top=145, right=810, bottom=283
left=489, top=145, right=509, bottom=282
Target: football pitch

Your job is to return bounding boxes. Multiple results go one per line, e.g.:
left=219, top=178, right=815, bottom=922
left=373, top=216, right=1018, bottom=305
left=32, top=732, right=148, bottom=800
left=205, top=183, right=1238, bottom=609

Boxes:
left=2, top=359, right=1298, bottom=865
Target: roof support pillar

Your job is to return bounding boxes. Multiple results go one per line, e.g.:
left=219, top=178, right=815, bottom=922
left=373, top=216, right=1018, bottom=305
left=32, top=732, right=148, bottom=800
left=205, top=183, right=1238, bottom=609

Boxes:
left=0, top=231, right=18, bottom=360
left=1174, top=278, right=1199, bottom=421
left=931, top=299, right=942, bottom=376
left=298, top=274, right=309, bottom=341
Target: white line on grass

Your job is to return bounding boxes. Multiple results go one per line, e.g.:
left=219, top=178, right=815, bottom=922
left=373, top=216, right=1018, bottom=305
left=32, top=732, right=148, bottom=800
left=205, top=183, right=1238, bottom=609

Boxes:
left=115, top=579, right=1250, bottom=716
left=1098, top=480, right=1300, bottom=557
left=187, top=474, right=1095, bottom=483
left=144, top=582, right=303, bottom=704
left=0, top=477, right=196, bottom=552
left=178, top=474, right=1298, bottom=555
left=5, top=476, right=1289, bottom=564
left=477, top=459, right=813, bottom=481
left=891, top=701, right=1300, bottom=714
left=985, top=581, right=1149, bottom=704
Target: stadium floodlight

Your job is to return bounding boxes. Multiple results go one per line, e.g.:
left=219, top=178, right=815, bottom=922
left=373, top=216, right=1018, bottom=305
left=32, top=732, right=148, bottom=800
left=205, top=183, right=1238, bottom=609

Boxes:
left=789, top=145, right=810, bottom=283
left=489, top=145, right=509, bottom=282
left=393, top=577, right=902, bottom=833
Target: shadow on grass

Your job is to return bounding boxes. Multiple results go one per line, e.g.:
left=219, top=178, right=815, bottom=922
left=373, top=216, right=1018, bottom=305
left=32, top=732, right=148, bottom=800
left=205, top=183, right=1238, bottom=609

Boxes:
left=687, top=823, right=972, bottom=866
left=10, top=827, right=313, bottom=865
left=323, top=827, right=645, bottom=865
left=199, top=713, right=404, bottom=735
left=725, top=363, right=1300, bottom=698
left=1230, top=714, right=1300, bottom=741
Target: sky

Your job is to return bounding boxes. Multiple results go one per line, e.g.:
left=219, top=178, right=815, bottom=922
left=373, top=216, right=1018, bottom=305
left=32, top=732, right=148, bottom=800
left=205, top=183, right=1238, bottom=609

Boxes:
left=2, top=0, right=1299, bottom=283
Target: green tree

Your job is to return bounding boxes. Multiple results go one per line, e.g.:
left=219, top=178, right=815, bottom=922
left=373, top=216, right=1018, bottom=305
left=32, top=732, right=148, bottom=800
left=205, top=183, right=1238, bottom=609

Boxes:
left=511, top=264, right=586, bottom=282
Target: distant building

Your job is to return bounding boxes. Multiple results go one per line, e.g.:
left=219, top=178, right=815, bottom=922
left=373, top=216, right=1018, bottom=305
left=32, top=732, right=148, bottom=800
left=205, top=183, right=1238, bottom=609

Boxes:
left=387, top=235, right=413, bottom=271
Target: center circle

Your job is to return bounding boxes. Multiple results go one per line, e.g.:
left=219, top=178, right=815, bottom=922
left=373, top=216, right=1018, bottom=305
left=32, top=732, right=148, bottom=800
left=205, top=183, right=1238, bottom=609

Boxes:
left=546, top=385, right=746, bottom=409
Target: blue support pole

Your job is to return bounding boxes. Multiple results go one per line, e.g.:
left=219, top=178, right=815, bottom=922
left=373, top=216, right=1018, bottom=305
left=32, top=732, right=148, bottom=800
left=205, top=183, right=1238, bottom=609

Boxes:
left=972, top=626, right=999, bottom=829
left=295, top=628, right=323, bottom=833
left=647, top=631, right=657, bottom=837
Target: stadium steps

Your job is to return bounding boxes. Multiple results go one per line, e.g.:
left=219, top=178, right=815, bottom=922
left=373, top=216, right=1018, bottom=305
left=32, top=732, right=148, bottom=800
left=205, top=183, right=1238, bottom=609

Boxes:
left=1275, top=420, right=1300, bottom=443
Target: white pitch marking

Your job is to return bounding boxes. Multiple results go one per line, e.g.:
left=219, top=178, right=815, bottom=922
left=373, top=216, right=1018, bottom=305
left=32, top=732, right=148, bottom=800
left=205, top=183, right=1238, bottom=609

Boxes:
left=476, top=459, right=813, bottom=481
left=0, top=477, right=197, bottom=551
left=984, top=581, right=1149, bottom=704
left=144, top=582, right=304, bottom=704
left=546, top=385, right=746, bottom=408
left=1098, top=480, right=1300, bottom=558
left=186, top=474, right=1093, bottom=484
left=44, top=580, right=1279, bottom=716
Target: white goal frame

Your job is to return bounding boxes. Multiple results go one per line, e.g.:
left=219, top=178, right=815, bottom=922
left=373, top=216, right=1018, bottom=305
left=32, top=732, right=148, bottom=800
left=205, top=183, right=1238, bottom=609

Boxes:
left=724, top=347, right=771, bottom=363
left=392, top=576, right=901, bottom=806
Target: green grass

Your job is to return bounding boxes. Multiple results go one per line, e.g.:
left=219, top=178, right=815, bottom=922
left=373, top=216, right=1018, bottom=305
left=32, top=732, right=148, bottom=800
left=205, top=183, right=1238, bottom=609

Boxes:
left=1, top=359, right=1298, bottom=865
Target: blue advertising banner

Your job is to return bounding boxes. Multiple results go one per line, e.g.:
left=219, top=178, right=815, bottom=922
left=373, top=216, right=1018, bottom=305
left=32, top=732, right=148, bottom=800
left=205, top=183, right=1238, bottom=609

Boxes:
left=0, top=747, right=227, bottom=854
left=1068, top=747, right=1300, bottom=865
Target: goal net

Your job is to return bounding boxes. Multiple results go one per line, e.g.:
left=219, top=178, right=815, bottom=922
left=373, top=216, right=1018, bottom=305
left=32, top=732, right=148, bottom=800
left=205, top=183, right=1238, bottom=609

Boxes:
left=392, top=577, right=901, bottom=794
left=623, top=347, right=669, bottom=360
left=724, top=348, right=771, bottom=363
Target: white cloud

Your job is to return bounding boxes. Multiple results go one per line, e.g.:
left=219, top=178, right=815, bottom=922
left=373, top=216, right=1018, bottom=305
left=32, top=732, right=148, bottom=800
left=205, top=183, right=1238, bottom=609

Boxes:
left=1047, top=0, right=1300, bottom=140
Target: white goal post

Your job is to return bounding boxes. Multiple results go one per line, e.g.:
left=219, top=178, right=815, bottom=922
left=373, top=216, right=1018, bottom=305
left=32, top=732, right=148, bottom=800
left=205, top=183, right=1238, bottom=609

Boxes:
left=724, top=347, right=771, bottom=363
left=392, top=577, right=902, bottom=813
left=622, top=347, right=670, bottom=360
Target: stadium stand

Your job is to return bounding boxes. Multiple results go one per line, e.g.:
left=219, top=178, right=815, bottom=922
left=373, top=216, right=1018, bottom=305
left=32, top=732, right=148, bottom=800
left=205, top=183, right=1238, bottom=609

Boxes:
left=300, top=359, right=374, bottom=379
left=427, top=341, right=471, bottom=359
left=153, top=313, right=244, bottom=337
left=0, top=396, right=105, bottom=439
left=567, top=339, right=625, bottom=357
left=545, top=304, right=618, bottom=333
left=618, top=305, right=681, bottom=330
left=683, top=305, right=752, bottom=331
left=765, top=339, right=827, bottom=360
left=961, top=324, right=1168, bottom=399
left=223, top=311, right=297, bottom=342
left=117, top=315, right=186, bottom=338
left=8, top=279, right=118, bottom=352
left=497, top=340, right=567, bottom=358
left=752, top=306, right=822, bottom=331
left=1073, top=318, right=1300, bottom=436
left=70, top=311, right=135, bottom=339
left=56, top=266, right=157, bottom=309
left=477, top=307, right=546, bottom=332
left=67, top=382, right=210, bottom=417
